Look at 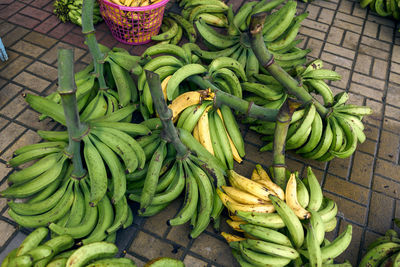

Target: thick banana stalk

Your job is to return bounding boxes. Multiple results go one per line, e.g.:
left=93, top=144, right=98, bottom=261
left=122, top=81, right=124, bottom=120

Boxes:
left=249, top=13, right=329, bottom=118
left=58, top=49, right=87, bottom=178
left=272, top=99, right=300, bottom=189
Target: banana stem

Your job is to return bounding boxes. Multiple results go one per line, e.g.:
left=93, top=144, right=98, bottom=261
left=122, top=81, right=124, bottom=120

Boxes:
left=249, top=13, right=329, bottom=118
left=145, top=70, right=189, bottom=159
left=272, top=99, right=300, bottom=189
left=188, top=75, right=279, bottom=121
left=58, top=48, right=87, bottom=179
left=82, top=0, right=107, bottom=90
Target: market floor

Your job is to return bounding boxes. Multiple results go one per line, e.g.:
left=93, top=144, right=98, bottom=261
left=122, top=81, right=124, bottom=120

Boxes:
left=0, top=0, right=400, bottom=265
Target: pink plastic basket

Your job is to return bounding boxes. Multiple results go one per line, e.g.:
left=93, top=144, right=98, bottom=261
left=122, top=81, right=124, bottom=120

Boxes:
left=99, top=0, right=170, bottom=45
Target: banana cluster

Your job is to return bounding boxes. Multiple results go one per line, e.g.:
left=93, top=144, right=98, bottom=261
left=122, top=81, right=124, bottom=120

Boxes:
left=0, top=227, right=136, bottom=267
left=359, top=226, right=400, bottom=266
left=2, top=54, right=155, bottom=241
left=53, top=0, right=102, bottom=26
left=1, top=119, right=152, bottom=241
left=138, top=43, right=246, bottom=118
left=219, top=165, right=353, bottom=266
left=191, top=0, right=310, bottom=77
left=179, top=0, right=228, bottom=27
left=39, top=45, right=142, bottom=125
left=127, top=125, right=227, bottom=238
left=168, top=91, right=245, bottom=170
left=151, top=0, right=229, bottom=45
left=245, top=60, right=373, bottom=161
left=151, top=13, right=197, bottom=44
left=360, top=0, right=400, bottom=20
left=1, top=227, right=185, bottom=266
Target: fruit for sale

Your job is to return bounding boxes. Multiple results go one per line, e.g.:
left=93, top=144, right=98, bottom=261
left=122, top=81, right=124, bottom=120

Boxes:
left=53, top=0, right=102, bottom=26
left=219, top=102, right=352, bottom=266
left=189, top=0, right=310, bottom=77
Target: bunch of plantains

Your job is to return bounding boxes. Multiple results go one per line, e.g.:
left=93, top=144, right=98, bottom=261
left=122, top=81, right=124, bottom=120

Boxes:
left=0, top=227, right=185, bottom=267
left=168, top=91, right=245, bottom=170
left=137, top=42, right=247, bottom=117
left=2, top=47, right=144, bottom=243
left=127, top=71, right=228, bottom=238
left=219, top=101, right=353, bottom=266
left=0, top=1, right=147, bottom=244
left=189, top=0, right=311, bottom=75
left=179, top=0, right=229, bottom=27
left=53, top=0, right=102, bottom=26
left=151, top=0, right=229, bottom=44
left=359, top=220, right=400, bottom=266
left=246, top=61, right=373, bottom=161
left=241, top=12, right=373, bottom=162
left=359, top=0, right=400, bottom=20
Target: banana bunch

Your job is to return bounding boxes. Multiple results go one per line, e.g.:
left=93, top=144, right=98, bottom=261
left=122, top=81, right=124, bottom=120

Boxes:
left=179, top=0, right=229, bottom=27
left=359, top=0, right=400, bottom=20
left=191, top=0, right=310, bottom=77
left=127, top=122, right=227, bottom=238
left=242, top=73, right=287, bottom=109
left=219, top=165, right=353, bottom=266
left=1, top=227, right=186, bottom=266
left=298, top=59, right=341, bottom=107
left=138, top=43, right=246, bottom=119
left=168, top=91, right=245, bottom=170
left=2, top=94, right=154, bottom=240
left=53, top=0, right=102, bottom=26
left=151, top=13, right=197, bottom=44
left=359, top=224, right=400, bottom=266
left=1, top=228, right=136, bottom=267
left=41, top=45, right=142, bottom=125
left=244, top=60, right=373, bottom=161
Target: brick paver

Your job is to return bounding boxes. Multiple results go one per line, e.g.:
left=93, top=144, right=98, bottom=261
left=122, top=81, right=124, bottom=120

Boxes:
left=0, top=0, right=400, bottom=265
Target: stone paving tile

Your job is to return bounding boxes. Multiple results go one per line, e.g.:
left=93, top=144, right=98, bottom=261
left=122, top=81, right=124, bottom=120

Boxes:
left=190, top=233, right=237, bottom=266
left=0, top=221, right=16, bottom=247
left=183, top=254, right=209, bottom=267
left=129, top=231, right=184, bottom=261
left=1, top=0, right=400, bottom=265
left=368, top=191, right=395, bottom=234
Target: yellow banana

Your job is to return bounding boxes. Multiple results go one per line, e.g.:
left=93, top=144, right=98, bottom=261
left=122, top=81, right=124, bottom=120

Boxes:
left=228, top=170, right=277, bottom=202
left=217, top=188, right=275, bottom=213
left=226, top=219, right=247, bottom=232
left=228, top=211, right=242, bottom=221
left=251, top=168, right=261, bottom=181
left=285, top=173, right=311, bottom=220
left=168, top=91, right=202, bottom=122
left=216, top=109, right=242, bottom=163
left=255, top=164, right=285, bottom=201
left=193, top=123, right=200, bottom=142
left=222, top=185, right=270, bottom=205
left=221, top=232, right=246, bottom=243
left=161, top=75, right=172, bottom=101
left=196, top=105, right=214, bottom=155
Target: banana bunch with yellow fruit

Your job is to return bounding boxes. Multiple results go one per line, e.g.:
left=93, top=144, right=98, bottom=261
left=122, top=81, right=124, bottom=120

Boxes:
left=168, top=90, right=245, bottom=170
left=219, top=165, right=353, bottom=266
left=138, top=43, right=246, bottom=119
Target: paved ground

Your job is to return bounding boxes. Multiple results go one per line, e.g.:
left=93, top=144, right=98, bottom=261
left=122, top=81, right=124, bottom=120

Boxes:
left=0, top=0, right=400, bottom=265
